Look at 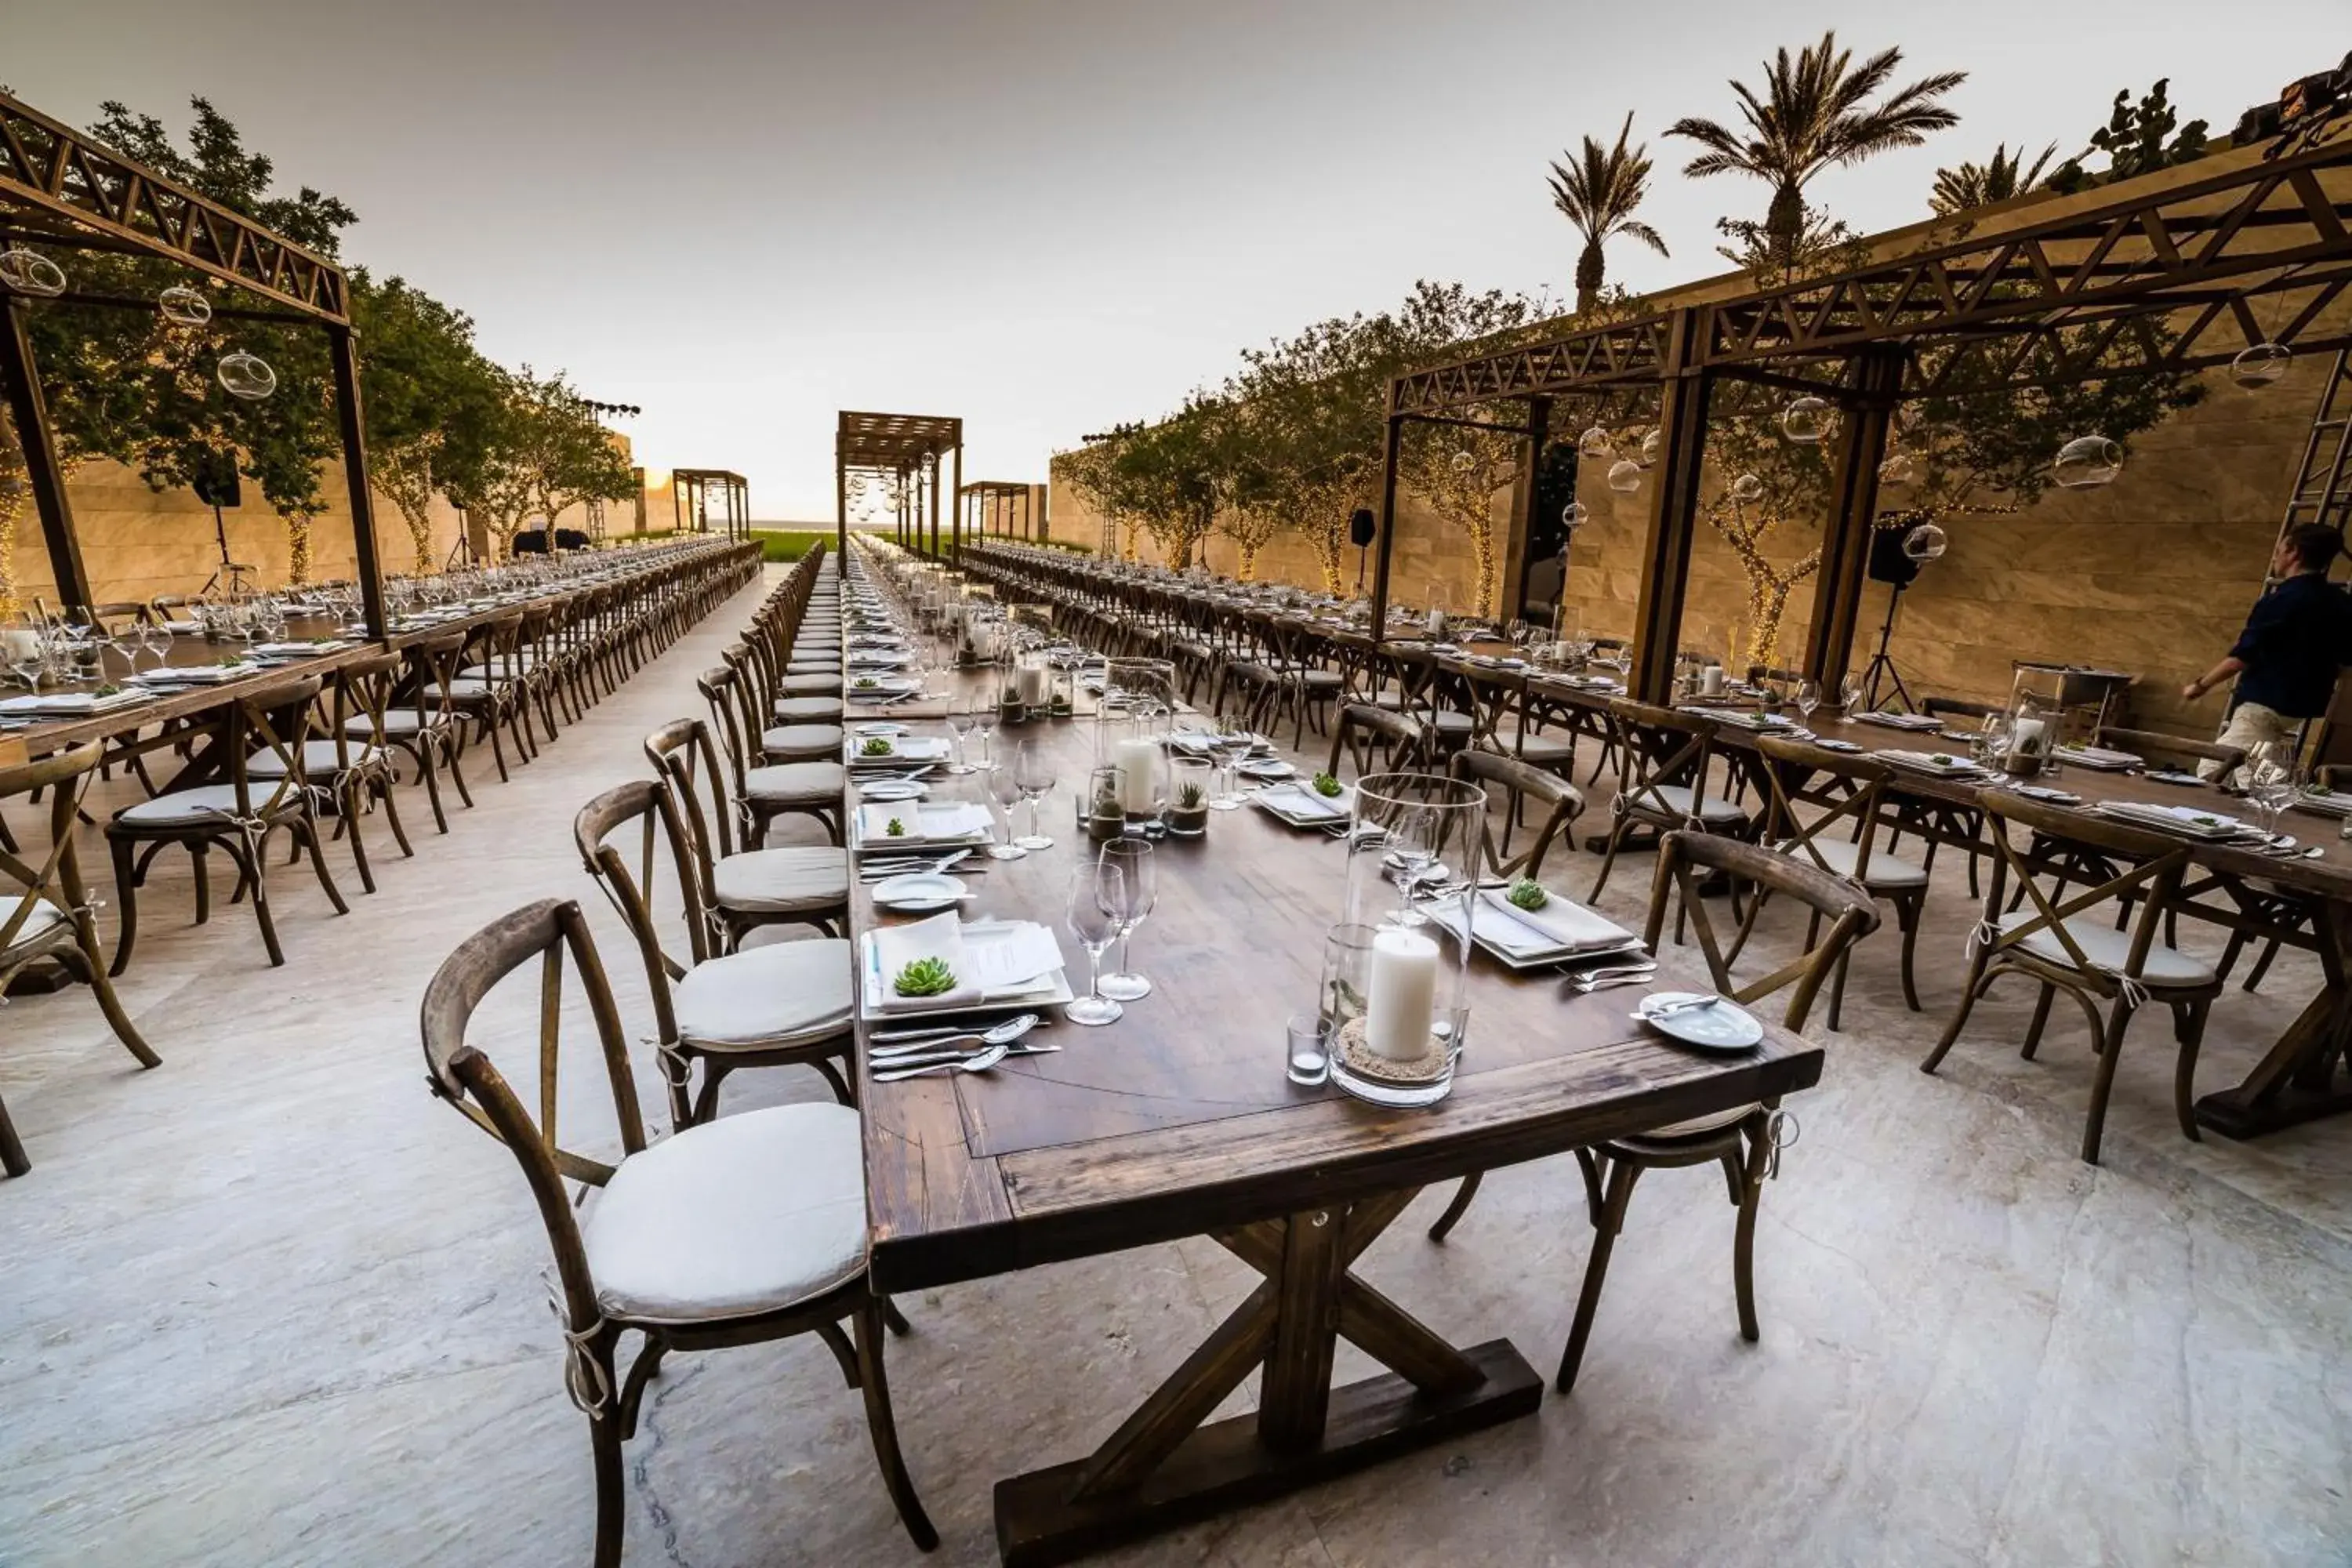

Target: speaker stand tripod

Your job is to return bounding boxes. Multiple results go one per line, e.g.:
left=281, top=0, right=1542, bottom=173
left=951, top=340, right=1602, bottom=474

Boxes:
left=195, top=501, right=257, bottom=600
left=1858, top=579, right=1914, bottom=712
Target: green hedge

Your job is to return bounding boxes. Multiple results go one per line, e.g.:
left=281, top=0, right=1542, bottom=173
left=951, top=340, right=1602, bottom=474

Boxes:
left=753, top=530, right=831, bottom=563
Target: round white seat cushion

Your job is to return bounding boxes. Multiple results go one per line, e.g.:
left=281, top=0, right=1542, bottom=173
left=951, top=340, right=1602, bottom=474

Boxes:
left=746, top=762, right=845, bottom=804
left=711, top=847, right=851, bottom=913
left=248, top=740, right=383, bottom=779
left=1628, top=784, right=1749, bottom=826
left=779, top=673, right=840, bottom=695
left=582, top=1102, right=867, bottom=1324
left=762, top=724, right=844, bottom=760
left=1637, top=1103, right=1760, bottom=1142
left=773, top=696, right=846, bottom=722
left=1994, top=912, right=2216, bottom=987
left=3, top=896, right=69, bottom=956
left=673, top=936, right=853, bottom=1049
left=1776, top=837, right=1928, bottom=890
left=115, top=783, right=284, bottom=827
left=350, top=711, right=434, bottom=736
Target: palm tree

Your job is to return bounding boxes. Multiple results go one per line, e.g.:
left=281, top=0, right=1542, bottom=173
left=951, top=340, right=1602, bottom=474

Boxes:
left=1667, top=31, right=1966, bottom=266
left=1929, top=141, right=2060, bottom=215
left=1548, top=113, right=1669, bottom=316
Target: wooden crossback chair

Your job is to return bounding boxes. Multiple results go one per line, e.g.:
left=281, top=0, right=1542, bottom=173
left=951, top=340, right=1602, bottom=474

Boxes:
left=1449, top=749, right=1584, bottom=883
left=1431, top=830, right=1877, bottom=1395
left=1589, top=699, right=1752, bottom=904
left=1741, top=736, right=1929, bottom=1030
left=1326, top=702, right=1430, bottom=781
left=420, top=899, right=934, bottom=1567
left=0, top=742, right=160, bottom=1176
left=1922, top=790, right=2221, bottom=1164
left=644, top=717, right=850, bottom=949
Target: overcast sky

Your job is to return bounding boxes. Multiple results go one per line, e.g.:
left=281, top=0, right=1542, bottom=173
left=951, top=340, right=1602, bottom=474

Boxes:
left=13, top=1, right=2347, bottom=518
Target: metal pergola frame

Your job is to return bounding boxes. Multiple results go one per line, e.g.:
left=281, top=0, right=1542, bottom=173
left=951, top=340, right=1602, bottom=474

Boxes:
left=836, top=411, right=962, bottom=571
left=1370, top=129, right=2352, bottom=702
left=671, top=468, right=749, bottom=541
left=0, top=89, right=390, bottom=636
left=960, top=480, right=1040, bottom=545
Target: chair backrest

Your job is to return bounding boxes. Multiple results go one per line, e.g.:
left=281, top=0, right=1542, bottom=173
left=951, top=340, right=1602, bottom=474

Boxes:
left=574, top=778, right=707, bottom=1045
left=1449, top=749, right=1584, bottom=880
left=693, top=664, right=761, bottom=804
left=644, top=716, right=737, bottom=891
left=1328, top=702, right=1427, bottom=779
left=1643, top=830, right=1881, bottom=1030
left=1752, top=734, right=1897, bottom=884
left=1969, top=789, right=2193, bottom=987
left=1606, top=698, right=1724, bottom=821
left=227, top=675, right=325, bottom=813
left=0, top=742, right=104, bottom=964
left=1922, top=694, right=2002, bottom=724
left=420, top=898, right=644, bottom=1354
left=327, top=652, right=405, bottom=769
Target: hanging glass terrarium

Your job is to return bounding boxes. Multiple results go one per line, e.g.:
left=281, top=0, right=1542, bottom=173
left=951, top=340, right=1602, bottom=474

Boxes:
left=216, top=350, right=278, bottom=401
left=1780, top=396, right=1830, bottom=444
left=0, top=249, right=67, bottom=297
left=158, top=284, right=213, bottom=326
left=2052, top=435, right=2124, bottom=490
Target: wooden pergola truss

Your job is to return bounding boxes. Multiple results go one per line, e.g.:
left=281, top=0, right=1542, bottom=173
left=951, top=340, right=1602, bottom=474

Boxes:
left=1373, top=129, right=2352, bottom=701
left=960, top=480, right=1040, bottom=545
left=671, top=469, right=749, bottom=541
left=836, top=412, right=962, bottom=569
left=0, top=89, right=390, bottom=633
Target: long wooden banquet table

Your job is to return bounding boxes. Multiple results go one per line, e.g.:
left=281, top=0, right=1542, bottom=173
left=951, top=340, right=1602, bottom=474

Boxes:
left=959, top=543, right=2352, bottom=1142
left=0, top=540, right=756, bottom=771
left=847, top=659, right=1826, bottom=1566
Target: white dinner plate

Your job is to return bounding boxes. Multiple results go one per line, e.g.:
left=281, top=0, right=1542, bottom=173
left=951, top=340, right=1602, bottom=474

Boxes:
left=858, top=779, right=928, bottom=802
left=1238, top=757, right=1296, bottom=780
left=1632, top=991, right=1763, bottom=1053
left=871, top=873, right=968, bottom=913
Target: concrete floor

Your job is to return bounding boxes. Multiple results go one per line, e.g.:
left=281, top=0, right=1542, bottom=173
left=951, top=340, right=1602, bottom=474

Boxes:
left=5, top=568, right=2350, bottom=1567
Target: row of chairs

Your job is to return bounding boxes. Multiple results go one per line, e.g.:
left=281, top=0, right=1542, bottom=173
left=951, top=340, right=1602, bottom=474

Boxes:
left=425, top=546, right=941, bottom=1565
left=0, top=544, right=759, bottom=1178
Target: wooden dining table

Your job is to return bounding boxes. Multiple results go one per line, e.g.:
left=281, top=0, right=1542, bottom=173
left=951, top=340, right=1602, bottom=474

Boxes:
left=849, top=665, right=1826, bottom=1567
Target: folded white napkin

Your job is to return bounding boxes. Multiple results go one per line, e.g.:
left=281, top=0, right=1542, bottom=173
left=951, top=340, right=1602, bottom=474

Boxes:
left=1263, top=781, right=1345, bottom=818
left=1475, top=889, right=1634, bottom=954
left=2053, top=744, right=2142, bottom=770
left=858, top=800, right=993, bottom=844
left=1853, top=710, right=1943, bottom=731
left=870, top=912, right=983, bottom=1011
left=1874, top=749, right=1985, bottom=775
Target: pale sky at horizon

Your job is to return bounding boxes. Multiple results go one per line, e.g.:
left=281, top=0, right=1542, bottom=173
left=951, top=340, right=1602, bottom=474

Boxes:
left=14, top=2, right=2348, bottom=519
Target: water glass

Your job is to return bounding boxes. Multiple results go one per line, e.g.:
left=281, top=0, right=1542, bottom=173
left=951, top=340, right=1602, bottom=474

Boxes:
left=986, top=764, right=1028, bottom=860
left=945, top=695, right=976, bottom=774
left=1097, top=837, right=1156, bottom=1001
left=1065, top=865, right=1126, bottom=1026
left=1013, top=738, right=1056, bottom=850
left=1286, top=1013, right=1330, bottom=1087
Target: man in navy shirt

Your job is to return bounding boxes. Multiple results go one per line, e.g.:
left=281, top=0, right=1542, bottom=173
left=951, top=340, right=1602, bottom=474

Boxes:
left=2184, top=524, right=2352, bottom=779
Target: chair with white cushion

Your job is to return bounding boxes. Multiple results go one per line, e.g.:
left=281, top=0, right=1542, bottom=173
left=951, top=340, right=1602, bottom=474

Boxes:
left=576, top=781, right=855, bottom=1127
left=1924, top=790, right=2220, bottom=1164
left=1588, top=699, right=1754, bottom=904
left=696, top=664, right=846, bottom=847
left=257, top=652, right=412, bottom=895
left=421, top=898, right=935, bottom=1566
left=1, top=743, right=159, bottom=1176
left=361, top=630, right=475, bottom=835
left=644, top=717, right=850, bottom=948
left=1429, top=832, right=1877, bottom=1396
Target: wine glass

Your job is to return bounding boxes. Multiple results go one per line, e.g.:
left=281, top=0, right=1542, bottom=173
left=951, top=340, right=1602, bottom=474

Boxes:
left=1384, top=805, right=1441, bottom=927
left=1838, top=673, right=1864, bottom=717
left=2244, top=742, right=2297, bottom=842
left=4, top=626, right=45, bottom=697
left=1795, top=679, right=1820, bottom=731
left=1097, top=837, right=1156, bottom=1001
left=1208, top=720, right=1253, bottom=809
left=945, top=694, right=977, bottom=774
left=985, top=764, right=1028, bottom=860
left=1013, top=738, right=1055, bottom=850
left=1063, top=864, right=1127, bottom=1026
left=969, top=699, right=999, bottom=771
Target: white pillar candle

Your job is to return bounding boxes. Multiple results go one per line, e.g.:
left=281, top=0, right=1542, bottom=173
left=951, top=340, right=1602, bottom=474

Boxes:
left=1365, top=928, right=1440, bottom=1061
left=2010, top=717, right=2047, bottom=757
left=1114, top=738, right=1162, bottom=814
left=1699, top=663, right=1725, bottom=697
left=1018, top=664, right=1050, bottom=706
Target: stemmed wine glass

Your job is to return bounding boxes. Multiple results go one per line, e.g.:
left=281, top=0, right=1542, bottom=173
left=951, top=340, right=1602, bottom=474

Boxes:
left=1096, top=837, right=1156, bottom=1002
left=2244, top=742, right=2298, bottom=843
left=945, top=694, right=977, bottom=774
left=1384, top=805, right=1441, bottom=927
left=969, top=700, right=998, bottom=772
left=1838, top=673, right=1864, bottom=717
left=1795, top=679, right=1820, bottom=732
left=1207, top=720, right=1252, bottom=809
left=1063, top=864, right=1127, bottom=1026
left=1013, top=739, right=1056, bottom=850
left=985, top=764, right=1028, bottom=860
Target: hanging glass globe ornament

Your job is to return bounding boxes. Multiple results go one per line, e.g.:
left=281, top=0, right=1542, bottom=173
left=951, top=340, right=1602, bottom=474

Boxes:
left=1577, top=425, right=1612, bottom=459
left=1730, top=473, right=1764, bottom=503
left=1606, top=459, right=1644, bottom=493
left=0, top=249, right=67, bottom=297
left=158, top=285, right=212, bottom=326
left=1450, top=448, right=1477, bottom=474
left=1780, top=396, right=1830, bottom=445
left=1877, top=450, right=1919, bottom=488
left=2230, top=343, right=2292, bottom=389
left=216, top=350, right=278, bottom=401
left=2052, top=434, right=2124, bottom=490
left=1901, top=522, right=1948, bottom=563
left=1639, top=427, right=1663, bottom=466
left=1560, top=499, right=1585, bottom=528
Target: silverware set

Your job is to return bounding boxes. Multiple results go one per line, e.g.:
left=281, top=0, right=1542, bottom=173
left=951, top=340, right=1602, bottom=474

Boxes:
left=866, top=1014, right=1056, bottom=1078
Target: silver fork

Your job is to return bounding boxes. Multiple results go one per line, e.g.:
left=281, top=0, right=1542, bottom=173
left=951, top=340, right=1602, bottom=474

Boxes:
left=872, top=1044, right=1011, bottom=1082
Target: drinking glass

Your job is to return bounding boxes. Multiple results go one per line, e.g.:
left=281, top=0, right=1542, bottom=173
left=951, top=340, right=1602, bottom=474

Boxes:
left=3, top=626, right=45, bottom=696
left=1286, top=1013, right=1330, bottom=1087
left=986, top=764, right=1028, bottom=860
left=1097, top=837, right=1156, bottom=1001
left=2245, top=743, right=2297, bottom=840
left=1208, top=722, right=1253, bottom=809
left=1838, top=673, right=1864, bottom=717
left=945, top=695, right=977, bottom=774
left=1013, top=738, right=1055, bottom=850
left=1064, top=864, right=1126, bottom=1026
left=1382, top=805, right=1442, bottom=927
left=1795, top=679, right=1820, bottom=731
left=970, top=700, right=999, bottom=771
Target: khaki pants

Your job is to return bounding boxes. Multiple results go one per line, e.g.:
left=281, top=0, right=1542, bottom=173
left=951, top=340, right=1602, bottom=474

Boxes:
left=2196, top=701, right=2301, bottom=782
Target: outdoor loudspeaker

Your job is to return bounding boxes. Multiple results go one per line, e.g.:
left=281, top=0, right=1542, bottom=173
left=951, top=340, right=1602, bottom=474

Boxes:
left=1867, top=524, right=1922, bottom=587
left=1348, top=509, right=1377, bottom=548
left=190, top=456, right=241, bottom=509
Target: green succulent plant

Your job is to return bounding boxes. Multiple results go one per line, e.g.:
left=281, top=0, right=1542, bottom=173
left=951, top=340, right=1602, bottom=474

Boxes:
left=884, top=817, right=907, bottom=837
left=1507, top=877, right=1550, bottom=912
left=892, top=956, right=956, bottom=997
left=94, top=682, right=124, bottom=696
left=1311, top=771, right=1343, bottom=798
left=1175, top=782, right=1207, bottom=810
left=861, top=737, right=894, bottom=756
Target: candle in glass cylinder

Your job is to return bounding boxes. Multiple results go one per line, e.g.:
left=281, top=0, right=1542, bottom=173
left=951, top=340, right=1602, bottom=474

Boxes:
left=1113, top=737, right=1162, bottom=814
left=1018, top=663, right=1050, bottom=708
left=1364, top=928, right=1440, bottom=1060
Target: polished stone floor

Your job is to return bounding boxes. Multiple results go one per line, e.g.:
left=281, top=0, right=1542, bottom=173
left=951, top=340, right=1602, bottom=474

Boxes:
left=5, top=569, right=2350, bottom=1566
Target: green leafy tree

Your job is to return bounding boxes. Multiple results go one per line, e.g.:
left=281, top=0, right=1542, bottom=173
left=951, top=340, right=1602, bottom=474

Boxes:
left=350, top=270, right=504, bottom=571
left=1930, top=141, right=2060, bottom=215
left=1548, top=114, right=1669, bottom=316
left=1668, top=31, right=1965, bottom=268
left=2045, top=80, right=2212, bottom=194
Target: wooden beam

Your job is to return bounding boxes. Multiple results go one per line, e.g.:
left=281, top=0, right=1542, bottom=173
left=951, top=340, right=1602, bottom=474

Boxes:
left=1629, top=310, right=1709, bottom=702
left=328, top=323, right=388, bottom=640
left=1498, top=396, right=1551, bottom=624
left=1368, top=409, right=1406, bottom=640
left=1802, top=345, right=1907, bottom=688
left=0, top=296, right=91, bottom=614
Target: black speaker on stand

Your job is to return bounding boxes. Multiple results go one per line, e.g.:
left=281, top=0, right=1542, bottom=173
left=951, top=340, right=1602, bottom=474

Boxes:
left=1349, top=508, right=1376, bottom=592
left=1859, top=526, right=1923, bottom=711
left=191, top=454, right=255, bottom=599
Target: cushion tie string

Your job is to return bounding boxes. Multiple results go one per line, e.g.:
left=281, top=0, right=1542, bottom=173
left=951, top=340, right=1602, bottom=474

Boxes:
left=1966, top=918, right=2001, bottom=958
left=544, top=1279, right=612, bottom=1420
left=1766, top=1109, right=1801, bottom=1181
